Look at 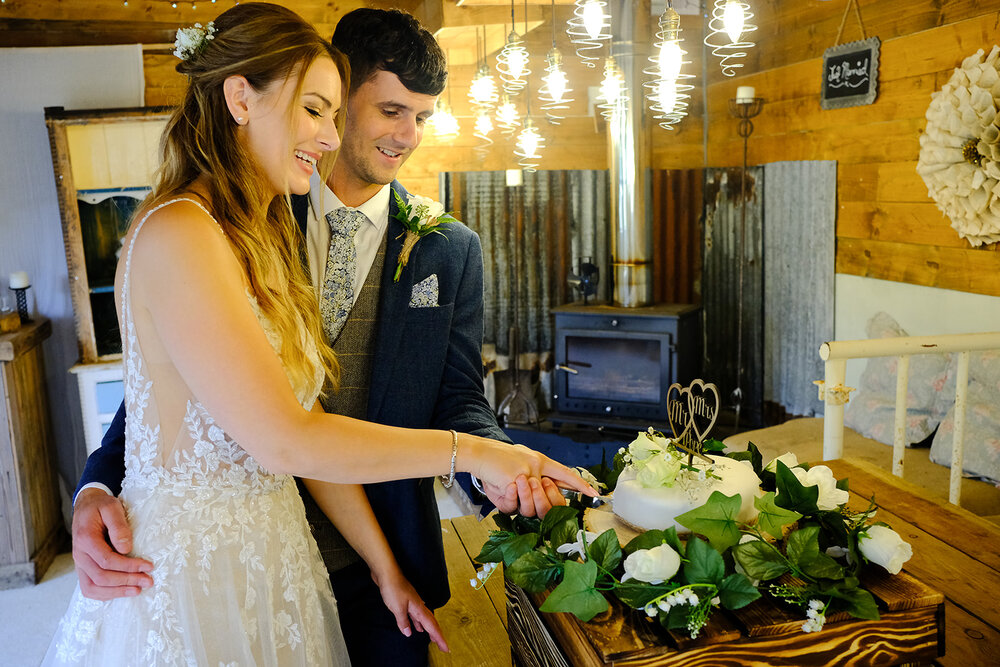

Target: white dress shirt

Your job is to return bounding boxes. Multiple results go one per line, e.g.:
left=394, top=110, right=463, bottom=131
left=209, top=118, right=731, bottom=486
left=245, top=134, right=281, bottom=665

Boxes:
left=305, top=175, right=391, bottom=303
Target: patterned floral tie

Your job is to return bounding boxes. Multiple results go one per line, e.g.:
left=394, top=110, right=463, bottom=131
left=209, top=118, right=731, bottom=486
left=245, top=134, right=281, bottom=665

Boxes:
left=320, top=207, right=367, bottom=343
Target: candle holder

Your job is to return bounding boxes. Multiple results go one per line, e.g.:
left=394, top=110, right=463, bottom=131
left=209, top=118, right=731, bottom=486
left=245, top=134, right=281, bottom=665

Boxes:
left=11, top=286, right=32, bottom=324
left=726, top=95, right=764, bottom=429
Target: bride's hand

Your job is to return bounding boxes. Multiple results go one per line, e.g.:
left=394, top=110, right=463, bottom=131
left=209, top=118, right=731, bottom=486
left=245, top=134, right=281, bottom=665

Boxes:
left=460, top=439, right=597, bottom=499
left=372, top=567, right=449, bottom=653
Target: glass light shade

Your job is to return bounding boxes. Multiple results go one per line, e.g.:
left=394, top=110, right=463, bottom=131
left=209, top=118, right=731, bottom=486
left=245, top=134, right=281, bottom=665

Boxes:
left=657, top=80, right=678, bottom=115
left=516, top=123, right=542, bottom=158
left=475, top=112, right=494, bottom=136
left=658, top=40, right=683, bottom=81
left=600, top=63, right=622, bottom=104
left=582, top=0, right=606, bottom=41
left=723, top=0, right=745, bottom=43
left=431, top=108, right=460, bottom=138
left=495, top=97, right=520, bottom=133
left=469, top=66, right=499, bottom=107
left=507, top=48, right=528, bottom=80
left=543, top=67, right=568, bottom=103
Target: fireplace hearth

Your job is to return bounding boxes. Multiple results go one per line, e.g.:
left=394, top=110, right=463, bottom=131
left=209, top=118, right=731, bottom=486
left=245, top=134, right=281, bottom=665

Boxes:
left=551, top=303, right=700, bottom=428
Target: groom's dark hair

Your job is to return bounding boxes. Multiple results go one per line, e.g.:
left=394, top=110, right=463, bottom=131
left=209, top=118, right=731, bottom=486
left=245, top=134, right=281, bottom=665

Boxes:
left=332, top=8, right=447, bottom=96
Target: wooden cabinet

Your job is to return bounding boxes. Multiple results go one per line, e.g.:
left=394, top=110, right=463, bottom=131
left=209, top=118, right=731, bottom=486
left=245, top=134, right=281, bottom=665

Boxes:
left=45, top=107, right=169, bottom=454
left=0, top=318, right=65, bottom=589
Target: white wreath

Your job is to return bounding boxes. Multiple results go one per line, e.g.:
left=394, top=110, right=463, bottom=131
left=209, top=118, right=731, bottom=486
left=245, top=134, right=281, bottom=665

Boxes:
left=917, top=45, right=1000, bottom=247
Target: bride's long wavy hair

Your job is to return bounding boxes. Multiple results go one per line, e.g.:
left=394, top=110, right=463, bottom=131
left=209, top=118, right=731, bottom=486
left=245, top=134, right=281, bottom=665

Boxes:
left=144, top=2, right=346, bottom=392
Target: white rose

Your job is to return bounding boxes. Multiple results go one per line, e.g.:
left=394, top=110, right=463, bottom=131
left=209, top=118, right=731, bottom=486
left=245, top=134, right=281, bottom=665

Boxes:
left=621, top=544, right=681, bottom=584
left=636, top=453, right=682, bottom=488
left=765, top=452, right=799, bottom=473
left=789, top=465, right=850, bottom=511
left=858, top=525, right=913, bottom=575
left=627, top=431, right=669, bottom=461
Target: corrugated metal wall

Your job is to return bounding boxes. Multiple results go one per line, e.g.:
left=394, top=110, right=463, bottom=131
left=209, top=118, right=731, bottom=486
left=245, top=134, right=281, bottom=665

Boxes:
left=703, top=167, right=765, bottom=427
left=652, top=169, right=704, bottom=306
left=763, top=160, right=836, bottom=417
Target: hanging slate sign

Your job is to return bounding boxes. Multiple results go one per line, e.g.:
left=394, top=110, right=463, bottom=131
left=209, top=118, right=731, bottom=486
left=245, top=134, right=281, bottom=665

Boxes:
left=821, top=37, right=880, bottom=109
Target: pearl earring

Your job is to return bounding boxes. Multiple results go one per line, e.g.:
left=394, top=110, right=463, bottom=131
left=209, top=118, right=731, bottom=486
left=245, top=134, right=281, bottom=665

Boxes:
left=236, top=116, right=245, bottom=124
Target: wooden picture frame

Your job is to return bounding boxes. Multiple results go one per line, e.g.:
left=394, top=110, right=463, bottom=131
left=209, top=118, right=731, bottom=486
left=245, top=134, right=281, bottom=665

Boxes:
left=821, top=37, right=881, bottom=110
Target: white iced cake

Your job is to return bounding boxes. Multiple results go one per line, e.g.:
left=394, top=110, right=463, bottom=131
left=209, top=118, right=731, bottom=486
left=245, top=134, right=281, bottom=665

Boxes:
left=610, top=431, right=761, bottom=533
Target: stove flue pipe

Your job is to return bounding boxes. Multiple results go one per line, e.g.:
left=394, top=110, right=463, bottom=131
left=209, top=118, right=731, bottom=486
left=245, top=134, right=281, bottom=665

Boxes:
left=608, top=0, right=653, bottom=307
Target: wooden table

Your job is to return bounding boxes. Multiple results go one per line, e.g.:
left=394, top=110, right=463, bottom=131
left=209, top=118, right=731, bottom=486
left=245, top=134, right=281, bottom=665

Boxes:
left=446, top=458, right=999, bottom=666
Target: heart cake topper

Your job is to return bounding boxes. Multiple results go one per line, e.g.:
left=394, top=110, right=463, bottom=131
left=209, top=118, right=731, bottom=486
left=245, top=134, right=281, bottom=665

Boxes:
left=666, top=379, right=721, bottom=464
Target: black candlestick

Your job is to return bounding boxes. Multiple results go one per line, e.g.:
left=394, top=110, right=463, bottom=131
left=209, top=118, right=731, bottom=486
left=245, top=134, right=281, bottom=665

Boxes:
left=11, top=286, right=31, bottom=324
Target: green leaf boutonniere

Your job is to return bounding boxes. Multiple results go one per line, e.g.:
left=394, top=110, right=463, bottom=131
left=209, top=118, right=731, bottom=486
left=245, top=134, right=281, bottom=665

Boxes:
left=392, top=190, right=456, bottom=282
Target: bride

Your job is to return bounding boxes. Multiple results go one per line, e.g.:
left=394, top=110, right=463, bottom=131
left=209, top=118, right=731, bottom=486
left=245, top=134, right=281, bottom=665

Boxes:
left=43, top=4, right=592, bottom=665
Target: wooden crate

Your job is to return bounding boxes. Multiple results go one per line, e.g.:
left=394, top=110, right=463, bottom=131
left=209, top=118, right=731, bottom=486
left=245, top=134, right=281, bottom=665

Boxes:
left=507, top=568, right=944, bottom=666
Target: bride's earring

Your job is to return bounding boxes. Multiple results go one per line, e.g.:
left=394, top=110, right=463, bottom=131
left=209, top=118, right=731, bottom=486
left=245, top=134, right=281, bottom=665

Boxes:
left=236, top=116, right=245, bottom=125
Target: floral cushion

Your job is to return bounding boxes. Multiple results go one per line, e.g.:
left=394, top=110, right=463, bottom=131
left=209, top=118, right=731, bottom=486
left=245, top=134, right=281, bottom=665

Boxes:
left=930, top=350, right=1000, bottom=484
left=844, top=312, right=951, bottom=446
left=931, top=378, right=1000, bottom=485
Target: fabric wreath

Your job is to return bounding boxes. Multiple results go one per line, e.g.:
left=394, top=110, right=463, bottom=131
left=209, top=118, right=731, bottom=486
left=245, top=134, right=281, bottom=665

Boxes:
left=917, top=45, right=1000, bottom=247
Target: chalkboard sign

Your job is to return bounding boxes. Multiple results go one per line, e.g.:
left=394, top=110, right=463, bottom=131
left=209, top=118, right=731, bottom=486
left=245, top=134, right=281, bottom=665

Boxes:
left=821, top=37, right=880, bottom=110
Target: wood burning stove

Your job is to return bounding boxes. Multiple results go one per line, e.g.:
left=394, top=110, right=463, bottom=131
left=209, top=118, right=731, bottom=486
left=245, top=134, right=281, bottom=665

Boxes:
left=551, top=304, right=700, bottom=425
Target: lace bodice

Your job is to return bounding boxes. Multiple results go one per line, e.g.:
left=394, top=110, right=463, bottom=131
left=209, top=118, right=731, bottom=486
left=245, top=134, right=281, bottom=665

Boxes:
left=119, top=198, right=324, bottom=496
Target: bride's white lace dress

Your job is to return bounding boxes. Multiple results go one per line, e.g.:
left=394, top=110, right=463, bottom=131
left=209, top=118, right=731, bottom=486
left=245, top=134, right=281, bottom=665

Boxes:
left=44, top=199, right=351, bottom=666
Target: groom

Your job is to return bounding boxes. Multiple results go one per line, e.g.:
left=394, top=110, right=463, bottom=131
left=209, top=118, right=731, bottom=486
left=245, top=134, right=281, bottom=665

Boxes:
left=70, top=8, right=564, bottom=666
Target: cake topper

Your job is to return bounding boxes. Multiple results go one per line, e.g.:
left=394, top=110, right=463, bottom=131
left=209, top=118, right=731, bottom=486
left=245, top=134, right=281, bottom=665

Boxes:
left=666, top=379, right=720, bottom=465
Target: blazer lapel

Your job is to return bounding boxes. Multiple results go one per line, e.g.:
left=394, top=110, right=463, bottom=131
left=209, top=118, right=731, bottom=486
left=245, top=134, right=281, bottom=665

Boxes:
left=368, top=181, right=413, bottom=419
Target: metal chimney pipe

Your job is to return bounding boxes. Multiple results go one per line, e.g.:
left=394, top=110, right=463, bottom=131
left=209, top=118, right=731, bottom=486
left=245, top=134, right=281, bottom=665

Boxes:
left=608, top=0, right=653, bottom=307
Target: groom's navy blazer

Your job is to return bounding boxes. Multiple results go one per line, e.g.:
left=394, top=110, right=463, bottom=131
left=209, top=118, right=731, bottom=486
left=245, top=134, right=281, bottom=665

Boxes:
left=79, top=180, right=508, bottom=610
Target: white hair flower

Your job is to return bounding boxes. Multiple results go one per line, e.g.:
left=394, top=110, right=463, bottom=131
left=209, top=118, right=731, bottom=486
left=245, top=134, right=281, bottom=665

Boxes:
left=173, top=21, right=216, bottom=61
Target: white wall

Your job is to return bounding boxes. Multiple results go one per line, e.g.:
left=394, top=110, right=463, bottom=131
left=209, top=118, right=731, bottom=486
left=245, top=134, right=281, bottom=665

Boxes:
left=834, top=274, right=1000, bottom=391
left=0, top=45, right=144, bottom=514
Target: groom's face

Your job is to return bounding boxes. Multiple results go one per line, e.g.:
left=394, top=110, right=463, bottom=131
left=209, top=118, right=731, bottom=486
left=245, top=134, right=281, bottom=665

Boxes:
left=337, top=69, right=438, bottom=188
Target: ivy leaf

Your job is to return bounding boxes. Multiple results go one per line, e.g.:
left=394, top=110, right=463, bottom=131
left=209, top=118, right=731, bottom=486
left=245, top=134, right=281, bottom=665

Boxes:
left=512, top=514, right=542, bottom=536
left=774, top=460, right=819, bottom=514
left=476, top=531, right=514, bottom=563
left=786, top=526, right=845, bottom=580
left=836, top=476, right=850, bottom=492
left=661, top=526, right=685, bottom=556
left=659, top=604, right=692, bottom=630
left=682, top=535, right=725, bottom=585
left=733, top=539, right=789, bottom=582
left=540, top=506, right=580, bottom=539
left=702, top=437, right=727, bottom=453
left=830, top=586, right=880, bottom=620
left=675, top=491, right=743, bottom=552
left=507, top=550, right=563, bottom=594
left=492, top=514, right=515, bottom=532
left=500, top=532, right=540, bottom=566
left=624, top=529, right=673, bottom=556
left=613, top=581, right=674, bottom=609
left=717, top=572, right=761, bottom=610
left=587, top=529, right=623, bottom=574
left=539, top=560, right=609, bottom=621
left=550, top=521, right=580, bottom=552
left=754, top=492, right=802, bottom=540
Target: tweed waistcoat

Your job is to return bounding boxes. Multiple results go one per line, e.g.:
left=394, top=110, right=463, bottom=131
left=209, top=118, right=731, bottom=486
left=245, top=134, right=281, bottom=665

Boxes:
left=300, top=229, right=387, bottom=574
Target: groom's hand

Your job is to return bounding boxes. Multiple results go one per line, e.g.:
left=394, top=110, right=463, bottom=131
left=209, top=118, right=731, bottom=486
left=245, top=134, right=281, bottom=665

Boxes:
left=483, top=474, right=566, bottom=518
left=72, top=488, right=153, bottom=600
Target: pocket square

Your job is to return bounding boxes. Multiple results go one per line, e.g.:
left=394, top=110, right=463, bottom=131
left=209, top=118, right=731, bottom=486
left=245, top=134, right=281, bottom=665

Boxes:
left=409, top=274, right=439, bottom=308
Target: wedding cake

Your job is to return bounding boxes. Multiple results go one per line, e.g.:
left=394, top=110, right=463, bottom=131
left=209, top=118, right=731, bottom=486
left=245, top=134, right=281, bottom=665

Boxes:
left=610, top=430, right=761, bottom=532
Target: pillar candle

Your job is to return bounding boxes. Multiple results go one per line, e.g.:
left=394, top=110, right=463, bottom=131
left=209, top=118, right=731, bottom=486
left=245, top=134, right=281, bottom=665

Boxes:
left=736, top=86, right=755, bottom=103
left=9, top=271, right=29, bottom=289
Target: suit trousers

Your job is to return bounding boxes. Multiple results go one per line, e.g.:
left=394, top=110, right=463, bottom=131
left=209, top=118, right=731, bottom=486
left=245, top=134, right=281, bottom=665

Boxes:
left=330, top=560, right=431, bottom=667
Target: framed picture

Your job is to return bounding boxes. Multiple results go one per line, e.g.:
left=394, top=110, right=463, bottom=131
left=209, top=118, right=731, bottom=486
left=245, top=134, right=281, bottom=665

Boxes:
left=821, top=36, right=881, bottom=110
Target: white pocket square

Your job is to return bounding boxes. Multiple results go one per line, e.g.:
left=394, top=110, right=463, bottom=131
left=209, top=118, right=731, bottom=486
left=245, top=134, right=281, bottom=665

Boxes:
left=409, top=274, right=439, bottom=308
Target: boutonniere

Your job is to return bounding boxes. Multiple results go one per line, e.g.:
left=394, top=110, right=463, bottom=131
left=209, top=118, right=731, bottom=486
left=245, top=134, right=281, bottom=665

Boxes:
left=392, top=190, right=456, bottom=282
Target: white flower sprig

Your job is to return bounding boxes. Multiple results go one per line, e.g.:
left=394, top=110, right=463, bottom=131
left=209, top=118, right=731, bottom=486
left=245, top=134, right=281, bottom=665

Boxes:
left=469, top=561, right=499, bottom=590
left=173, top=21, right=216, bottom=61
left=391, top=191, right=456, bottom=282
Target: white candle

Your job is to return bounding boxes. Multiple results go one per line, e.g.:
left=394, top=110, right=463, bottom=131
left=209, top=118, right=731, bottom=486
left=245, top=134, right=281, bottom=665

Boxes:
left=736, top=86, right=755, bottom=103
left=9, top=271, right=29, bottom=289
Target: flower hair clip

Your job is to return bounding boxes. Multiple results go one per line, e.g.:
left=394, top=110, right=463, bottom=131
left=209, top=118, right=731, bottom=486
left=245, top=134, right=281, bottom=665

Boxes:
left=173, top=21, right=216, bottom=61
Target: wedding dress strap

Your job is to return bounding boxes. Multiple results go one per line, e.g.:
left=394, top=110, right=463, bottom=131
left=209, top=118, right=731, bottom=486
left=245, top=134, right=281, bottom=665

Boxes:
left=121, top=197, right=224, bottom=319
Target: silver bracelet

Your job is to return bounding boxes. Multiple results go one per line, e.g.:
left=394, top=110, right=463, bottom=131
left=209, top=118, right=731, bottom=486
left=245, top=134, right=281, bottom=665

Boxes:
left=440, top=429, right=459, bottom=489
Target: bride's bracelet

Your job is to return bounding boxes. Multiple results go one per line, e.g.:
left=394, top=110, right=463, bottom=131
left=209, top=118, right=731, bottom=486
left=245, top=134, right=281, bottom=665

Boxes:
left=440, top=429, right=459, bottom=489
